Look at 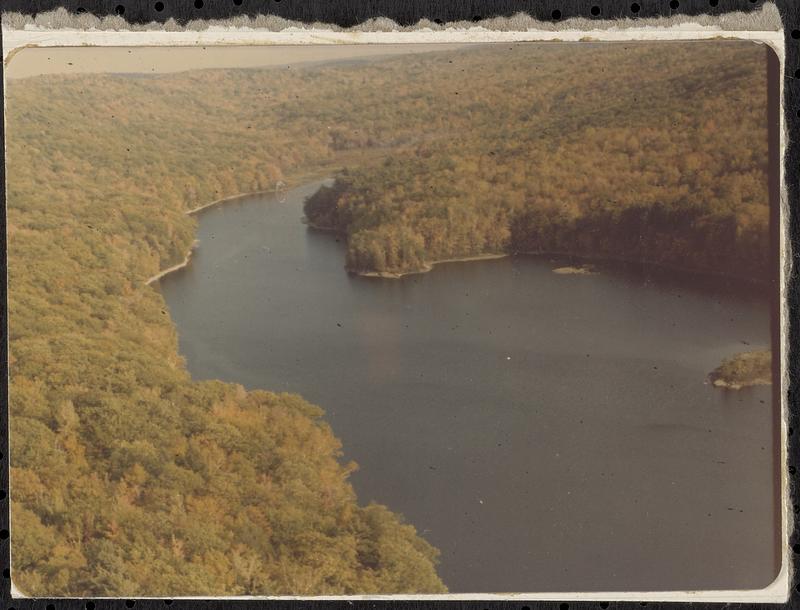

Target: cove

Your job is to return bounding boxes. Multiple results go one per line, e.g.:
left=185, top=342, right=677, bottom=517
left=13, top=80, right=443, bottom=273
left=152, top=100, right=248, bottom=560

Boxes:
left=158, top=179, right=778, bottom=593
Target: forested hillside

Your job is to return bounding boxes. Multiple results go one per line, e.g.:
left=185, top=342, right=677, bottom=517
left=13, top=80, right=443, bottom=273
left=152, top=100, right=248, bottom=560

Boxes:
left=6, top=40, right=767, bottom=596
left=304, top=42, right=770, bottom=278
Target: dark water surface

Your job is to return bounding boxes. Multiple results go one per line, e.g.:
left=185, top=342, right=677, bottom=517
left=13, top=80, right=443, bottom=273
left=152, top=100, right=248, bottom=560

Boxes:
left=160, top=180, right=778, bottom=593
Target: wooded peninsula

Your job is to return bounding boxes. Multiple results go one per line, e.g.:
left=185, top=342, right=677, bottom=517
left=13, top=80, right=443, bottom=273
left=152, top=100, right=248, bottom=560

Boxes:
left=6, top=41, right=769, bottom=596
left=303, top=44, right=769, bottom=279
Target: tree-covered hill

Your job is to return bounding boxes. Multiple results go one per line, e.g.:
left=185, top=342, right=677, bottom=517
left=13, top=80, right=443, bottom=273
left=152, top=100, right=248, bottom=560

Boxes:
left=303, top=42, right=769, bottom=278
left=6, top=40, right=767, bottom=596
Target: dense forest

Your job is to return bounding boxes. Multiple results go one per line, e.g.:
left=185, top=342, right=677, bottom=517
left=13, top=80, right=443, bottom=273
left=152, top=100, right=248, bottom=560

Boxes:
left=303, top=43, right=770, bottom=278
left=6, top=40, right=768, bottom=596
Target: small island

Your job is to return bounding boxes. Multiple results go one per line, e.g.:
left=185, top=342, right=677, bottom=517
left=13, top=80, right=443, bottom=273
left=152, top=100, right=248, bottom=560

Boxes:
left=553, top=265, right=597, bottom=275
left=708, top=350, right=772, bottom=390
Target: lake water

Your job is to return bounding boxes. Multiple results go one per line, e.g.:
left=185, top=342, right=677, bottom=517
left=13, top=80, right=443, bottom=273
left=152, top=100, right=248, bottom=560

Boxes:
left=159, top=179, right=779, bottom=593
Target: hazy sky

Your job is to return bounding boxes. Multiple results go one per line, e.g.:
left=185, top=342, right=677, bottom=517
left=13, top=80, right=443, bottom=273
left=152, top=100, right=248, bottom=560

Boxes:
left=5, top=44, right=469, bottom=79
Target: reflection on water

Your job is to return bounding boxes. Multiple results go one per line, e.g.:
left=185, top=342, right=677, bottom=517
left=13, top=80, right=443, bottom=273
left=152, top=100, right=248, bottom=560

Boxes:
left=160, top=180, right=778, bottom=592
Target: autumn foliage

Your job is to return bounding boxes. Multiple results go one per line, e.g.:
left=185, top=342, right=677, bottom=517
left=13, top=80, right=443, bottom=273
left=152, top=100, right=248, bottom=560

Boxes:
left=5, top=40, right=768, bottom=595
left=304, top=42, right=770, bottom=278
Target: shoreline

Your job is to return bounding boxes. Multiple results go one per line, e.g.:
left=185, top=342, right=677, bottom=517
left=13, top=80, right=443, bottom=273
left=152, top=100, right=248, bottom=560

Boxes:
left=186, top=188, right=285, bottom=216
left=145, top=240, right=199, bottom=285
left=302, top=217, right=766, bottom=285
left=517, top=249, right=769, bottom=287
left=708, top=377, right=772, bottom=391
left=146, top=189, right=289, bottom=286
left=302, top=217, right=343, bottom=233
left=351, top=246, right=766, bottom=285
left=145, top=173, right=335, bottom=286
left=355, top=253, right=508, bottom=279
left=149, top=177, right=768, bottom=288
left=303, top=220, right=509, bottom=278
left=707, top=349, right=772, bottom=391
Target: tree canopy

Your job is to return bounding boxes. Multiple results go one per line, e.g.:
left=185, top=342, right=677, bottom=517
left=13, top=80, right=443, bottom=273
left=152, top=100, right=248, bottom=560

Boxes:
left=303, top=42, right=770, bottom=278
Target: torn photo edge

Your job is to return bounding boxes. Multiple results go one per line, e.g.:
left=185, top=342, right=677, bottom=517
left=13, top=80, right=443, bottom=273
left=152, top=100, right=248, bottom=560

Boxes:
left=0, top=1, right=793, bottom=604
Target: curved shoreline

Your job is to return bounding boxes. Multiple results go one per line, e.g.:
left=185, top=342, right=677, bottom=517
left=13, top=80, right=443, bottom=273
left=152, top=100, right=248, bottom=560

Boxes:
left=149, top=181, right=769, bottom=288
left=356, top=253, right=508, bottom=278
left=186, top=188, right=284, bottom=216
left=146, top=180, right=324, bottom=286
left=302, top=217, right=342, bottom=233
left=146, top=172, right=341, bottom=286
left=145, top=240, right=199, bottom=285
left=302, top=213, right=767, bottom=285
left=354, top=248, right=770, bottom=285
left=145, top=190, right=284, bottom=285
